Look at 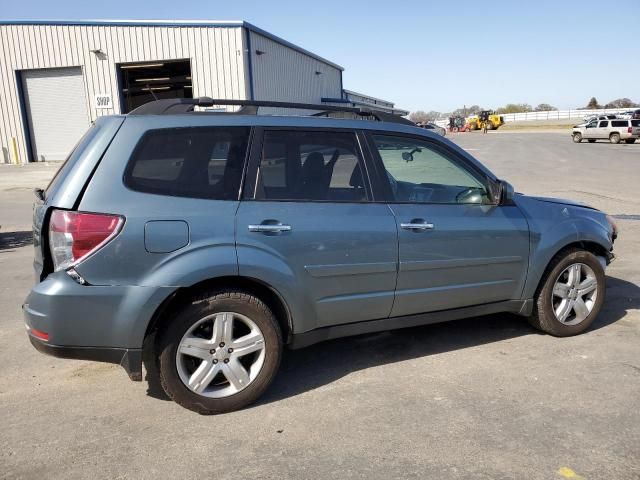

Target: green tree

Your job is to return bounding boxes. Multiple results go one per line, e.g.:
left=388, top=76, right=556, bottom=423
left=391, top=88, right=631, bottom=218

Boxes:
left=448, top=105, right=482, bottom=117
left=425, top=110, right=442, bottom=121
left=408, top=110, right=430, bottom=123
left=496, top=103, right=533, bottom=114
left=604, top=98, right=638, bottom=109
left=585, top=97, right=601, bottom=109
left=410, top=110, right=445, bottom=123
left=535, top=103, right=557, bottom=111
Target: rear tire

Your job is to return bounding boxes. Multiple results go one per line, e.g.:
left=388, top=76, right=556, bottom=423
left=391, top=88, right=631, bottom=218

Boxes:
left=572, top=133, right=582, bottom=143
left=528, top=249, right=605, bottom=337
left=609, top=133, right=621, bottom=144
left=624, top=138, right=636, bottom=144
left=157, top=290, right=282, bottom=414
left=587, top=139, right=596, bottom=143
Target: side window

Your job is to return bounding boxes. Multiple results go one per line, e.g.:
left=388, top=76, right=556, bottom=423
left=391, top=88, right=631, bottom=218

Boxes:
left=611, top=120, right=626, bottom=127
left=586, top=121, right=597, bottom=128
left=598, top=121, right=609, bottom=128
left=125, top=127, right=249, bottom=200
left=372, top=134, right=491, bottom=204
left=255, top=130, right=369, bottom=202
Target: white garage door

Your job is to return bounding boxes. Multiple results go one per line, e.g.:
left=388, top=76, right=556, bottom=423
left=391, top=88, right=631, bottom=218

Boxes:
left=22, top=67, right=90, bottom=162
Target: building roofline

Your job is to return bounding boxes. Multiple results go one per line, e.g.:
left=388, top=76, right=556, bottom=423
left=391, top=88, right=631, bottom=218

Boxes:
left=0, top=19, right=345, bottom=71
left=243, top=22, right=343, bottom=71
left=343, top=89, right=395, bottom=106
left=322, top=97, right=409, bottom=116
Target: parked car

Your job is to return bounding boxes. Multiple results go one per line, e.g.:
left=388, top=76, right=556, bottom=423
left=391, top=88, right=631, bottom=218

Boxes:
left=25, top=98, right=617, bottom=414
left=417, top=121, right=446, bottom=136
left=573, top=118, right=640, bottom=144
left=583, top=114, right=618, bottom=123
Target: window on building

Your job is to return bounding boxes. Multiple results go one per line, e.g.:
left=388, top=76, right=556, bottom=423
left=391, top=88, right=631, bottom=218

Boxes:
left=119, top=59, right=192, bottom=113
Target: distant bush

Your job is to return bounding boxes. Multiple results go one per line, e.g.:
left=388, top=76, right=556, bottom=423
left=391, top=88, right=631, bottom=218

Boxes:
left=535, top=103, right=557, bottom=112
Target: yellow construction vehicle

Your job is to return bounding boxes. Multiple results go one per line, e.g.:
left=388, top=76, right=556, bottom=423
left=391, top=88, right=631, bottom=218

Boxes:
left=466, top=110, right=505, bottom=131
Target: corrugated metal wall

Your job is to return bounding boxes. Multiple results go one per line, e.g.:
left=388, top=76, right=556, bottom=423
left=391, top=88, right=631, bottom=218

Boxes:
left=0, top=24, right=247, bottom=163
left=248, top=31, right=342, bottom=114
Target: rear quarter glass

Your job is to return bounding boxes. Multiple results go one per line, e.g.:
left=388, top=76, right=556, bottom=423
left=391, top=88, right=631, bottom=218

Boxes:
left=45, top=124, right=99, bottom=198
left=42, top=116, right=125, bottom=209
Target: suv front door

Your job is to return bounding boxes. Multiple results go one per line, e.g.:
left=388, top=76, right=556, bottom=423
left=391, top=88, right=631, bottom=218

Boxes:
left=367, top=133, right=530, bottom=318
left=582, top=120, right=598, bottom=139
left=236, top=128, right=398, bottom=332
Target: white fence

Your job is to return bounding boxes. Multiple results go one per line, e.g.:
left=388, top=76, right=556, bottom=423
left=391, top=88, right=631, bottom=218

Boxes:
left=433, top=107, right=633, bottom=127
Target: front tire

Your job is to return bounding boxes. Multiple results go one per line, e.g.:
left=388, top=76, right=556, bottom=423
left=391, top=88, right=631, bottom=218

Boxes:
left=609, top=133, right=621, bottom=144
left=572, top=133, right=583, bottom=143
left=157, top=290, right=282, bottom=414
left=528, top=249, right=605, bottom=337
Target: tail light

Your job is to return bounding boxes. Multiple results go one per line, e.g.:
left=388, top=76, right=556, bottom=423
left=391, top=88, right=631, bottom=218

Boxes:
left=628, top=127, right=633, bottom=134
left=49, top=210, right=124, bottom=272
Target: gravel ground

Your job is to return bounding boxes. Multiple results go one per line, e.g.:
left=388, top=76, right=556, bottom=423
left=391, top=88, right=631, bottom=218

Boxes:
left=0, top=131, right=638, bottom=479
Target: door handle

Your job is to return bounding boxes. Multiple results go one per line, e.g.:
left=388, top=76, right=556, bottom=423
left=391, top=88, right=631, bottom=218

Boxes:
left=248, top=223, right=292, bottom=233
left=401, top=220, right=435, bottom=231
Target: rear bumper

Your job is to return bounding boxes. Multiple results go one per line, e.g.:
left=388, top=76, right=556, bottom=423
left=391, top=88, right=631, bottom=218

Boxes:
left=28, top=334, right=142, bottom=380
left=23, top=271, right=174, bottom=381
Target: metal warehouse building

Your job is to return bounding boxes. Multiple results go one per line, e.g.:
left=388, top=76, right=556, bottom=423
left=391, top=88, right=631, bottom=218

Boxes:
left=0, top=20, right=406, bottom=164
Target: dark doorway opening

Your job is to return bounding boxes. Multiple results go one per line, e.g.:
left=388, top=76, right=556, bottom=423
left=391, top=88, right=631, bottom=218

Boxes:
left=118, top=59, right=193, bottom=113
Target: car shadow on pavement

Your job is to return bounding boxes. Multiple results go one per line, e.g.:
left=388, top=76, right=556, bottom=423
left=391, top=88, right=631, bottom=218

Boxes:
left=0, top=230, right=33, bottom=251
left=257, top=275, right=640, bottom=406
left=140, top=276, right=639, bottom=405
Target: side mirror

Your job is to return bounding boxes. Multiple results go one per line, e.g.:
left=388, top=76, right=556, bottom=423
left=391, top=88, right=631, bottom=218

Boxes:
left=499, top=180, right=515, bottom=204
left=402, top=152, right=413, bottom=162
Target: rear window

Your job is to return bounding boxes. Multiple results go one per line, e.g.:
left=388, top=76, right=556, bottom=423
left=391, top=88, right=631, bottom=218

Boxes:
left=611, top=120, right=628, bottom=127
left=125, top=127, right=250, bottom=200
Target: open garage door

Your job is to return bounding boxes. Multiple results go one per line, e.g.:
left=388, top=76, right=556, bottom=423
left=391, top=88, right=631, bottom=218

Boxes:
left=21, top=67, right=90, bottom=162
left=119, top=59, right=193, bottom=113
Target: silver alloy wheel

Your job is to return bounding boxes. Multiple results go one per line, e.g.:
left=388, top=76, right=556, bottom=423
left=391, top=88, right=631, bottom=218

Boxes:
left=551, top=263, right=598, bottom=325
left=176, top=312, right=266, bottom=398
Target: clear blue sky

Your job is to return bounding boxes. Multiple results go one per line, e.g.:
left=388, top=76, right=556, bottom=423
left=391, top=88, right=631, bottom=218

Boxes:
left=3, top=0, right=639, bottom=112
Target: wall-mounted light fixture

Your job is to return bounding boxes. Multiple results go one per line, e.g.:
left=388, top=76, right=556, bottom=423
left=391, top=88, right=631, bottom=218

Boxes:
left=255, top=50, right=266, bottom=56
left=315, top=71, right=323, bottom=75
left=90, top=48, right=107, bottom=60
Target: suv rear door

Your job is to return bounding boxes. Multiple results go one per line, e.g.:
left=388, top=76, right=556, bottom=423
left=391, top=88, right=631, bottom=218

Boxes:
left=236, top=128, right=398, bottom=333
left=366, top=132, right=530, bottom=318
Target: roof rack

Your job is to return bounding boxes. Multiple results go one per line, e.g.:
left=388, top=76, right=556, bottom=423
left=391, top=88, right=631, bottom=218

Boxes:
left=128, top=97, right=415, bottom=126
